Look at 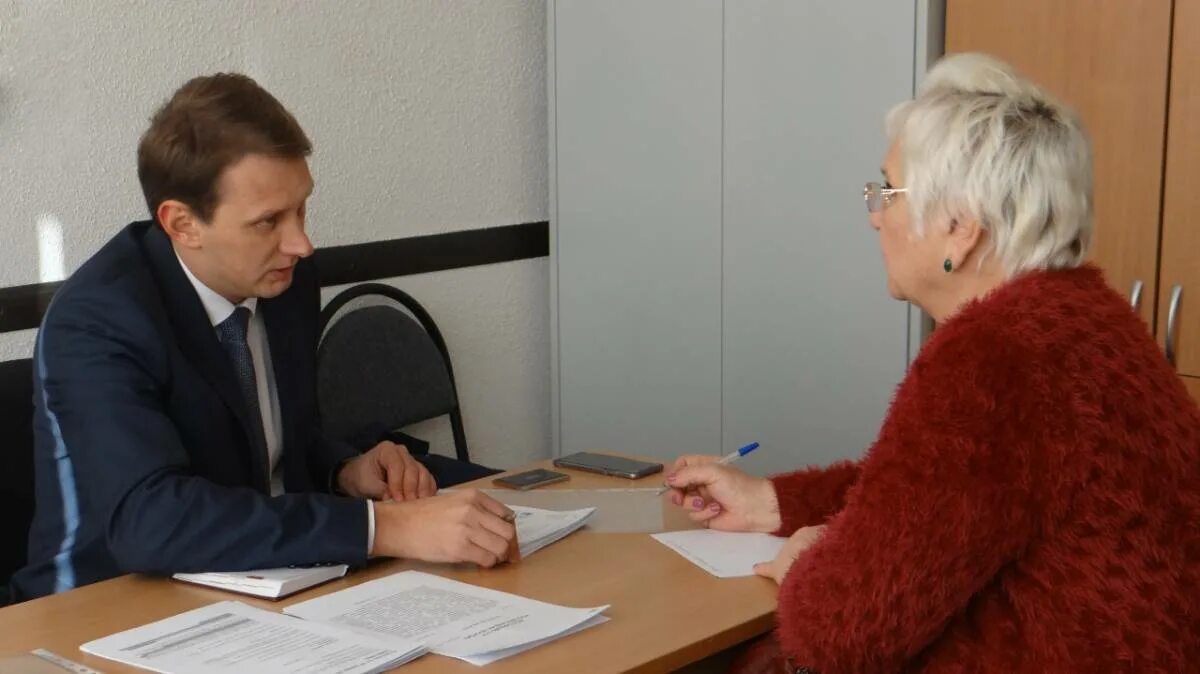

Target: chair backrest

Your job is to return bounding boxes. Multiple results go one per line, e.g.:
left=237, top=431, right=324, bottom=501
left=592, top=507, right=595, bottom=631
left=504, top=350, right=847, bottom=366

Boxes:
left=317, top=283, right=470, bottom=462
left=0, top=358, right=35, bottom=599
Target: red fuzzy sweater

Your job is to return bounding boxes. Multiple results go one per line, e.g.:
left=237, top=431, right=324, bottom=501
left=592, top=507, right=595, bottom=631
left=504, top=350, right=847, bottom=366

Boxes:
left=769, top=266, right=1200, bottom=673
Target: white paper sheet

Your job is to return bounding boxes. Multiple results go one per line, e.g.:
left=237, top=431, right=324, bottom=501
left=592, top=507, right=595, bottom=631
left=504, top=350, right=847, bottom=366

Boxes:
left=511, top=505, right=595, bottom=557
left=172, top=565, right=348, bottom=599
left=460, top=613, right=610, bottom=666
left=651, top=530, right=787, bottom=578
left=284, top=571, right=608, bottom=664
left=80, top=600, right=426, bottom=674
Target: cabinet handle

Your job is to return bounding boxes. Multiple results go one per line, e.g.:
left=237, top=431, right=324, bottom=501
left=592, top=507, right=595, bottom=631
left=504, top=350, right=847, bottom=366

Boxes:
left=1130, top=280, right=1144, bottom=311
left=1166, top=285, right=1183, bottom=367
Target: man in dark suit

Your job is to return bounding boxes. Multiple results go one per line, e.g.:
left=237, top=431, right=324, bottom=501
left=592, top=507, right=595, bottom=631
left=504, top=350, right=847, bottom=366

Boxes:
left=11, top=74, right=518, bottom=601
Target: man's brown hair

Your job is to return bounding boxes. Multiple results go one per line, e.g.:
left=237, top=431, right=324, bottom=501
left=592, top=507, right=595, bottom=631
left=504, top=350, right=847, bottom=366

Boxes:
left=137, top=73, right=312, bottom=222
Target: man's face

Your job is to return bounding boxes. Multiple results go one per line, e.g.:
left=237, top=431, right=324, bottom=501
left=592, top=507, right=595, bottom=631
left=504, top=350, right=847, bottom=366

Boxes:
left=189, top=154, right=314, bottom=302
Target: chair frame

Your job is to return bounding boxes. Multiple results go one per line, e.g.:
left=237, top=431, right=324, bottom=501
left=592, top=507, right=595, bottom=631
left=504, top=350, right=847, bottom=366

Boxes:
left=0, top=357, right=35, bottom=601
left=318, top=283, right=471, bottom=462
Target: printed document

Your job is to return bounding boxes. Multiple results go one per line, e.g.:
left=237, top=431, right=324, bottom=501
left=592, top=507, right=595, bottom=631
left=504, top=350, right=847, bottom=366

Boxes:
left=285, top=571, right=608, bottom=666
left=652, top=530, right=787, bottom=578
left=80, top=600, right=426, bottom=674
left=511, top=505, right=594, bottom=557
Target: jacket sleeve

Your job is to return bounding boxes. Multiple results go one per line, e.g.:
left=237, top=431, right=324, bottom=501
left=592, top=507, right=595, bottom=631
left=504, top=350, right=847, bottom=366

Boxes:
left=38, top=292, right=370, bottom=574
left=770, top=462, right=862, bottom=535
left=775, top=332, right=1060, bottom=673
left=312, top=433, right=362, bottom=495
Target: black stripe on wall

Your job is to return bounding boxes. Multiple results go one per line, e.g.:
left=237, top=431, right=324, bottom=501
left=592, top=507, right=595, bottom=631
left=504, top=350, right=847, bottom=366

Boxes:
left=315, top=221, right=549, bottom=287
left=0, top=221, right=549, bottom=334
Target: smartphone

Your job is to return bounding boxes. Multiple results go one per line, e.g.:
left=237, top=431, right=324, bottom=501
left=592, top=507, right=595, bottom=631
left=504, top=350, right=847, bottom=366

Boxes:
left=552, top=452, right=664, bottom=479
left=493, top=468, right=570, bottom=491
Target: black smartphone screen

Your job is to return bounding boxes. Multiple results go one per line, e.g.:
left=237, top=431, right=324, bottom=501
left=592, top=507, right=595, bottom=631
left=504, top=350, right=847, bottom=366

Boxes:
left=494, top=469, right=569, bottom=490
left=553, top=453, right=663, bottom=478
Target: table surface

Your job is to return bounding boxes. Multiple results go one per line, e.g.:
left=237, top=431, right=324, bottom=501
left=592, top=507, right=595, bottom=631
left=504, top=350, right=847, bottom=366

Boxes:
left=0, top=456, right=778, bottom=673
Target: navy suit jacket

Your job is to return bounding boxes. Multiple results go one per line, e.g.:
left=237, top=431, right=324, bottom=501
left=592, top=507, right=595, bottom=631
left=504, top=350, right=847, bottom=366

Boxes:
left=11, top=221, right=368, bottom=601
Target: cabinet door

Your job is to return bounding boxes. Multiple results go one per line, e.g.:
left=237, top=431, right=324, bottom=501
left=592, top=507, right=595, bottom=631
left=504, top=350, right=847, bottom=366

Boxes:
left=552, top=0, right=723, bottom=459
left=721, top=1, right=914, bottom=476
left=945, top=0, right=1173, bottom=327
left=1157, top=0, right=1200, bottom=377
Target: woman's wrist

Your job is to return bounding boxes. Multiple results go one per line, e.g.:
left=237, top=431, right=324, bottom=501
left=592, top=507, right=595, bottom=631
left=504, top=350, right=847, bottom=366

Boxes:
left=752, top=478, right=782, bottom=533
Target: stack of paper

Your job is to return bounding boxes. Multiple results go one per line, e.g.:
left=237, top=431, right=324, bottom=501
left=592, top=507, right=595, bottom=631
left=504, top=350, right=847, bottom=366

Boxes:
left=512, top=505, right=595, bottom=557
left=651, top=530, right=787, bottom=578
left=285, top=571, right=609, bottom=666
left=81, top=600, right=426, bottom=674
left=172, top=564, right=349, bottom=599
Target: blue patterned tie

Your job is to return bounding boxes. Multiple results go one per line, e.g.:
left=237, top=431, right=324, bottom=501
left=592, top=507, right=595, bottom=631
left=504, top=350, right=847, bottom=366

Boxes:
left=215, top=307, right=268, bottom=484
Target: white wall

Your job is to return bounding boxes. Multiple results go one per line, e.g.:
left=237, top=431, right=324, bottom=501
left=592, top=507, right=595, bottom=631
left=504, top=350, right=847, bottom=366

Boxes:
left=0, top=0, right=550, bottom=468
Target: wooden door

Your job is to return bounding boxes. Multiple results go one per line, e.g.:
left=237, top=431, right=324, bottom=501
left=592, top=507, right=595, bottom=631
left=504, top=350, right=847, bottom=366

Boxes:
left=945, top=0, right=1173, bottom=328
left=1158, top=0, right=1200, bottom=377
left=1183, top=377, right=1200, bottom=407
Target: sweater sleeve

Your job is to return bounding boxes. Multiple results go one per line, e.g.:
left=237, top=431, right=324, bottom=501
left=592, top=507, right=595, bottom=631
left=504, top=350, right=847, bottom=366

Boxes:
left=775, top=329, right=1059, bottom=673
left=770, top=462, right=861, bottom=535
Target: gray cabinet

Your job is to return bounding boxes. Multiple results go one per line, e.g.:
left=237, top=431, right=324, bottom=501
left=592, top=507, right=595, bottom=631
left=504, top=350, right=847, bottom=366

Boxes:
left=550, top=1, right=942, bottom=475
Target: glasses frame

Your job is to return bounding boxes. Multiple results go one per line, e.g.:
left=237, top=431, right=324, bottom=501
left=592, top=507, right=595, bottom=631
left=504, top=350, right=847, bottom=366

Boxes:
left=863, top=181, right=908, bottom=213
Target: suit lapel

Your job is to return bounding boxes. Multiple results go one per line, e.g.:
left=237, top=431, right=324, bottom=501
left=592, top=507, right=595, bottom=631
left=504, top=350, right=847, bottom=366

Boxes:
left=141, top=224, right=271, bottom=493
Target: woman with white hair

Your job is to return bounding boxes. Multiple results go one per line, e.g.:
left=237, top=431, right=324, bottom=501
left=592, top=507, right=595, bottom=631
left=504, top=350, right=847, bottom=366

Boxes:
left=667, top=53, right=1200, bottom=672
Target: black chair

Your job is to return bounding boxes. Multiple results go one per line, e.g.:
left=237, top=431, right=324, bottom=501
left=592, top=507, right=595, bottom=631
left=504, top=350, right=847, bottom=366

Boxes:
left=317, top=283, right=472, bottom=463
left=0, top=358, right=35, bottom=604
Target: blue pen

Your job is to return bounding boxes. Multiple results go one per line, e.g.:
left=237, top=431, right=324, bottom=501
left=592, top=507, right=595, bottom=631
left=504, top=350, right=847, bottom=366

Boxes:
left=656, top=442, right=760, bottom=495
left=717, top=441, right=760, bottom=465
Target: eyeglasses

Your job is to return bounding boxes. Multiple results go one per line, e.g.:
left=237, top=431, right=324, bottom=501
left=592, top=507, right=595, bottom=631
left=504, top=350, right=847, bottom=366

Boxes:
left=863, top=182, right=908, bottom=213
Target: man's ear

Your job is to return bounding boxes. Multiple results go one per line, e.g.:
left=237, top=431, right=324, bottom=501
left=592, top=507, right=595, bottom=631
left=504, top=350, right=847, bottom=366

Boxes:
left=944, top=217, right=985, bottom=271
left=157, top=200, right=204, bottom=250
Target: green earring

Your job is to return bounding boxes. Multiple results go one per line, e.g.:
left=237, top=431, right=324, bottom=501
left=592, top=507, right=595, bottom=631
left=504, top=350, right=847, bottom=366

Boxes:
left=943, top=258, right=953, bottom=273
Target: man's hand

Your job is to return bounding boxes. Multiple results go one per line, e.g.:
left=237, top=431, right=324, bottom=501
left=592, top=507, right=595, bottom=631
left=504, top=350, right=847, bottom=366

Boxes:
left=371, top=489, right=518, bottom=567
left=337, top=441, right=435, bottom=501
left=753, top=525, right=827, bottom=584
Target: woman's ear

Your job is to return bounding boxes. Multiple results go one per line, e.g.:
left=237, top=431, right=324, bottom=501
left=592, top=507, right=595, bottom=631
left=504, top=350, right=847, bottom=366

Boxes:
left=944, top=217, right=985, bottom=271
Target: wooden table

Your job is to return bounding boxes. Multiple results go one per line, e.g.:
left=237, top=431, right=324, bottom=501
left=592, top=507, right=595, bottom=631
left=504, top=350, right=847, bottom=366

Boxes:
left=0, top=457, right=777, bottom=673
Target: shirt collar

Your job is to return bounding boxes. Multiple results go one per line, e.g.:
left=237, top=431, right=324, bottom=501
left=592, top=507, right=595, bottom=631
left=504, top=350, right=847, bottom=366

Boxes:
left=174, top=250, right=258, bottom=328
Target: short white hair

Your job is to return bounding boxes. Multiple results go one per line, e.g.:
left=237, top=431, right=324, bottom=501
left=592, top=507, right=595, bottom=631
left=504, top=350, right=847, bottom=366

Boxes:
left=886, top=53, right=1092, bottom=276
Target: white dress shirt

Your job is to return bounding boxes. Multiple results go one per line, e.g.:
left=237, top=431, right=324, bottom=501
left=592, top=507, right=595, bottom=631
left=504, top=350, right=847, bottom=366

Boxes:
left=175, top=253, right=375, bottom=553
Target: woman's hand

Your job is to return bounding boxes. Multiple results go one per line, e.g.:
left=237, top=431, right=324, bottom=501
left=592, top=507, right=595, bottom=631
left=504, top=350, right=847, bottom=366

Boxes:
left=665, top=455, right=781, bottom=533
left=753, top=525, right=826, bottom=584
